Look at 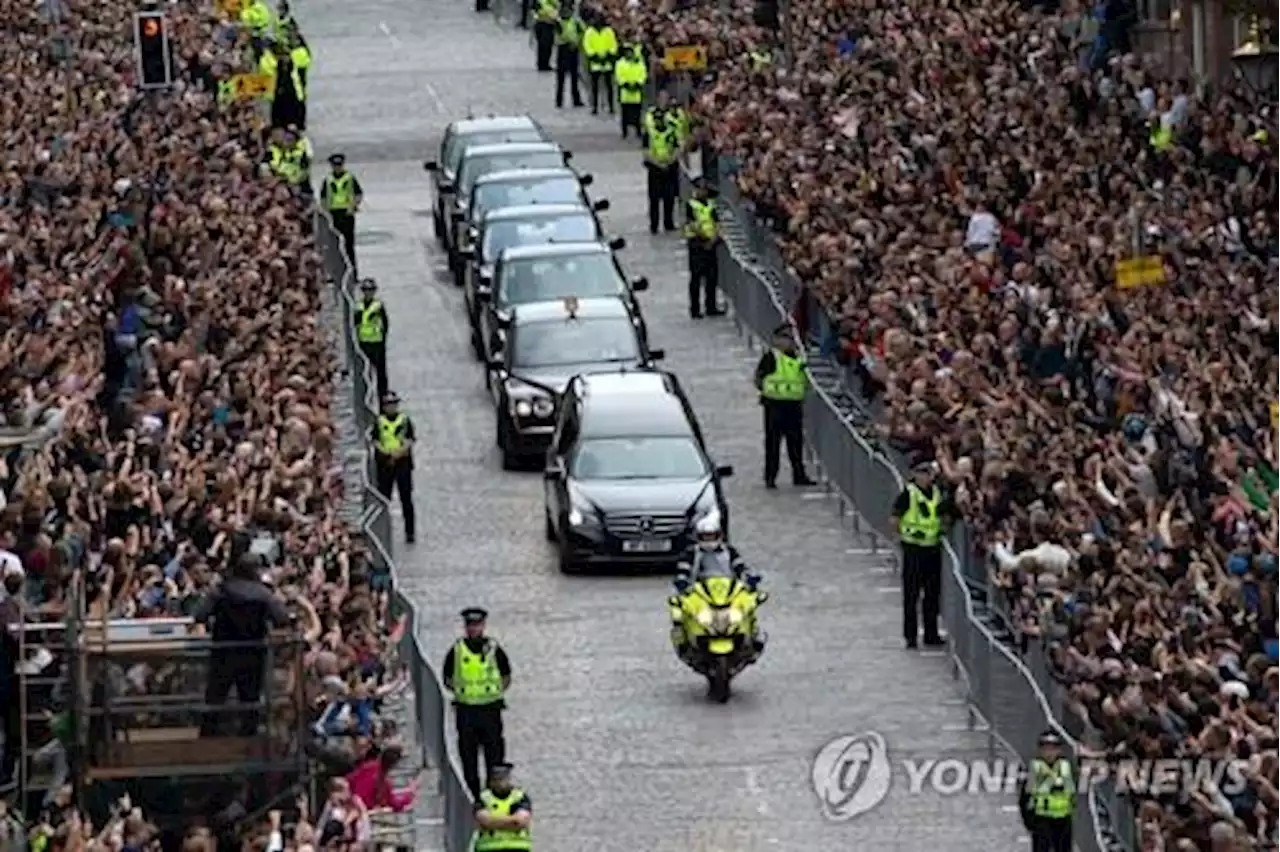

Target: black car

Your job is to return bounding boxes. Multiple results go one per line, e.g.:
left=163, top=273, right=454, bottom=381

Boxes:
left=459, top=169, right=605, bottom=269
left=445, top=142, right=576, bottom=277
left=488, top=296, right=662, bottom=469
left=469, top=240, right=650, bottom=364
left=423, top=116, right=547, bottom=242
left=543, top=371, right=735, bottom=574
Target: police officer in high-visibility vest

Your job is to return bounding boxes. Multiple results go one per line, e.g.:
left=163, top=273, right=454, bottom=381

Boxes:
left=240, top=0, right=274, bottom=43
left=370, top=392, right=417, bottom=544
left=614, top=43, right=646, bottom=140
left=642, top=90, right=682, bottom=233
left=473, top=762, right=531, bottom=852
left=581, top=12, right=617, bottom=115
left=355, top=278, right=389, bottom=399
left=320, top=153, right=363, bottom=277
left=753, top=325, right=814, bottom=489
left=442, top=608, right=513, bottom=801
left=890, top=461, right=953, bottom=649
left=532, top=0, right=558, bottom=71
left=1020, top=730, right=1075, bottom=852
left=553, top=1, right=584, bottom=109
left=683, top=177, right=722, bottom=319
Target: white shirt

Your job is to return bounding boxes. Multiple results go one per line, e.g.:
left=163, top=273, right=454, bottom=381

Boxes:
left=965, top=210, right=999, bottom=250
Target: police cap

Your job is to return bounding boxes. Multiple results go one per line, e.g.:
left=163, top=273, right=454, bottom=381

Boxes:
left=329, top=153, right=346, bottom=167
left=1039, top=730, right=1064, bottom=747
left=460, top=607, right=489, bottom=624
left=381, top=391, right=401, bottom=406
left=913, top=460, right=935, bottom=475
left=359, top=277, right=377, bottom=291
left=488, top=762, right=514, bottom=777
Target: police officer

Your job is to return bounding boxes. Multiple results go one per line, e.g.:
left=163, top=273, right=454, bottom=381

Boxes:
left=753, top=326, right=814, bottom=489
left=320, top=153, right=363, bottom=277
left=473, top=763, right=531, bottom=852
left=890, top=461, right=953, bottom=649
left=642, top=90, right=682, bottom=233
left=1020, top=730, right=1075, bottom=852
left=613, top=42, right=646, bottom=139
left=683, top=177, right=722, bottom=318
left=370, top=391, right=417, bottom=544
left=355, top=278, right=389, bottom=399
left=581, top=11, right=617, bottom=115
left=532, top=0, right=558, bottom=71
left=553, top=1, right=584, bottom=109
left=442, top=608, right=513, bottom=801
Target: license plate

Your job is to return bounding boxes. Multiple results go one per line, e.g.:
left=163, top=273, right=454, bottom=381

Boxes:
left=707, top=638, right=735, bottom=654
left=621, top=539, right=671, bottom=553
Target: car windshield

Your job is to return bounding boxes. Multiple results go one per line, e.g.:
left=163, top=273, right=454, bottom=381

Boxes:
left=443, top=128, right=543, bottom=174
left=459, top=152, right=564, bottom=196
left=482, top=215, right=595, bottom=262
left=511, top=317, right=639, bottom=368
left=473, top=178, right=581, bottom=220
left=571, top=437, right=707, bottom=480
left=497, top=254, right=622, bottom=306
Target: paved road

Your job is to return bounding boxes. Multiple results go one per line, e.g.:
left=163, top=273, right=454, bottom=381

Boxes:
left=300, top=1, right=1028, bottom=849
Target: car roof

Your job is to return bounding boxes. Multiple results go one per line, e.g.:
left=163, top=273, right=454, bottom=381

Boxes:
left=460, top=141, right=562, bottom=159
left=578, top=389, right=696, bottom=440
left=570, top=371, right=679, bottom=398
left=499, top=242, right=611, bottom=262
left=482, top=203, right=592, bottom=223
left=450, top=116, right=541, bottom=135
left=511, top=296, right=632, bottom=325
left=474, top=167, right=578, bottom=187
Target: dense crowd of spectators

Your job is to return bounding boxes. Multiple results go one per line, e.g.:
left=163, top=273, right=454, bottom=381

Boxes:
left=0, top=0, right=414, bottom=847
left=585, top=0, right=1279, bottom=848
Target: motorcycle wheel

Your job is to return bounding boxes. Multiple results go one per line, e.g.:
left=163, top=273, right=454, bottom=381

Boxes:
left=707, top=657, right=732, bottom=704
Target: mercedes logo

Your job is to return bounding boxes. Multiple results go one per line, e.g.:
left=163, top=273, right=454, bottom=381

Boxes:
left=639, top=516, right=654, bottom=533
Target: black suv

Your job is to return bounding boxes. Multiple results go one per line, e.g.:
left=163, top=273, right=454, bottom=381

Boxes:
left=488, top=296, right=661, bottom=469
left=542, top=371, right=734, bottom=574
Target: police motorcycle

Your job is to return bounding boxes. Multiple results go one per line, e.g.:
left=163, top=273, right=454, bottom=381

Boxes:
left=667, top=517, right=767, bottom=703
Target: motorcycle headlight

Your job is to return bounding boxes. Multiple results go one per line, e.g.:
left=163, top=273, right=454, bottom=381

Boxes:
left=726, top=608, right=743, bottom=626
left=532, top=396, right=555, bottom=418
left=695, top=609, right=714, bottom=628
left=513, top=399, right=533, bottom=417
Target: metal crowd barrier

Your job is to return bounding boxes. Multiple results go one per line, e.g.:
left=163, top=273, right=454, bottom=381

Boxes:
left=708, top=155, right=1131, bottom=852
left=314, top=208, right=477, bottom=852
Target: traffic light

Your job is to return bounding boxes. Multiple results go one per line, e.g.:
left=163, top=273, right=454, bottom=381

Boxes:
left=134, top=11, right=173, bottom=89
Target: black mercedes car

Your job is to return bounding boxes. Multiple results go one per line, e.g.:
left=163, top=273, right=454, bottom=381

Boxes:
left=468, top=240, right=649, bottom=363
left=542, top=371, right=735, bottom=574
left=423, top=115, right=547, bottom=243
left=487, top=296, right=661, bottom=469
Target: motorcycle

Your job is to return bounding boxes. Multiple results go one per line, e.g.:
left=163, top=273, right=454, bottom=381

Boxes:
left=667, top=549, right=768, bottom=703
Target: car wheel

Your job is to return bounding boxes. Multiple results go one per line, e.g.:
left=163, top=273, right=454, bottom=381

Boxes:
left=544, top=510, right=557, bottom=542
left=497, top=417, right=520, bottom=471
left=470, top=327, right=485, bottom=362
left=557, top=524, right=582, bottom=575
left=433, top=207, right=445, bottom=240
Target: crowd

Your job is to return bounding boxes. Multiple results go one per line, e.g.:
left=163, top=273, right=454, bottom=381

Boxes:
left=567, top=0, right=1280, bottom=848
left=0, top=0, right=416, bottom=847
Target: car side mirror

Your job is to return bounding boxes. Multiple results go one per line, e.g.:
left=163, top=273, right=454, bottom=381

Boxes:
left=543, top=461, right=563, bottom=480
left=715, top=465, right=735, bottom=478
left=580, top=173, right=595, bottom=187
left=592, top=198, right=610, bottom=212
left=450, top=210, right=465, bottom=222
left=423, top=160, right=439, bottom=172
left=648, top=349, right=665, bottom=362
left=608, top=237, right=627, bottom=251
left=487, top=356, right=504, bottom=371
left=562, top=151, right=574, bottom=163
left=495, top=313, right=513, bottom=330
left=459, top=248, right=475, bottom=260
left=631, top=276, right=649, bottom=292
left=440, top=180, right=456, bottom=194
left=476, top=286, right=492, bottom=302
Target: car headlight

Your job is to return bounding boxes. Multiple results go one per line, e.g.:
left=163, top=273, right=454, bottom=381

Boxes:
left=532, top=396, right=555, bottom=418
left=568, top=508, right=585, bottom=526
left=695, top=609, right=714, bottom=628
left=513, top=399, right=533, bottom=417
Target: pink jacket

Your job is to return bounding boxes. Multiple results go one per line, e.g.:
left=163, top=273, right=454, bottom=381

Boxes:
left=346, top=758, right=416, bottom=812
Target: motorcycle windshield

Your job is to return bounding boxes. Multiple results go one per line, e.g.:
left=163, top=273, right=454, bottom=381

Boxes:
left=698, top=575, right=739, bottom=607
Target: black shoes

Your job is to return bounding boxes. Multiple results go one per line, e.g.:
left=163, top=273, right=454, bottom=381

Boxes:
left=923, top=636, right=945, bottom=648
left=794, top=475, right=816, bottom=486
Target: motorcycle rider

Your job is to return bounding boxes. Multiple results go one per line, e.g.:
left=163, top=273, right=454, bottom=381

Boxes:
left=669, top=515, right=765, bottom=661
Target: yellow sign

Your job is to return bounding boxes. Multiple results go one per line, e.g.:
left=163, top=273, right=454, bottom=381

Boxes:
left=661, top=45, right=708, bottom=72
left=231, top=72, right=273, bottom=100
left=1271, top=401, right=1278, bottom=429
left=217, top=0, right=244, bottom=17
left=1114, top=255, right=1166, bottom=289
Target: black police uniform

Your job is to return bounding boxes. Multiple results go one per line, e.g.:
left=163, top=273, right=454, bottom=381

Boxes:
left=370, top=402, right=418, bottom=544
left=320, top=155, right=364, bottom=277
left=891, top=476, right=953, bottom=648
left=356, top=284, right=390, bottom=399
left=442, top=609, right=514, bottom=800
left=554, top=14, right=585, bottom=109
left=193, top=557, right=291, bottom=736
left=683, top=190, right=722, bottom=318
left=753, top=343, right=814, bottom=488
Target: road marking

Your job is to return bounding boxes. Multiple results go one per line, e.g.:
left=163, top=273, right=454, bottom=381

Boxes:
left=942, top=722, right=989, bottom=732
left=845, top=547, right=877, bottom=555
left=876, top=586, right=899, bottom=594
left=377, top=20, right=402, bottom=49
left=744, top=767, right=772, bottom=816
left=424, top=81, right=447, bottom=114
left=801, top=491, right=826, bottom=500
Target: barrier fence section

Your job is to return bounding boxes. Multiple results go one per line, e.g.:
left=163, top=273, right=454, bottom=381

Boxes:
left=706, top=155, right=1133, bottom=852
left=314, top=209, right=477, bottom=852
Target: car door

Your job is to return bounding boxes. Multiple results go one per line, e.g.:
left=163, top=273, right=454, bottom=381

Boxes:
left=543, top=402, right=576, bottom=519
